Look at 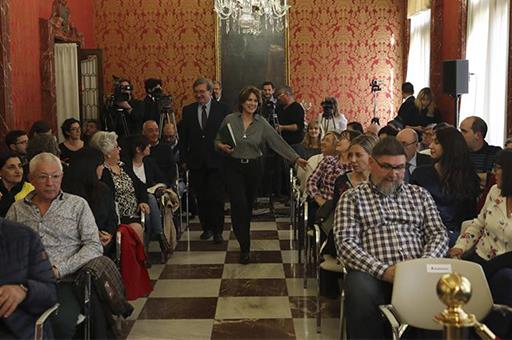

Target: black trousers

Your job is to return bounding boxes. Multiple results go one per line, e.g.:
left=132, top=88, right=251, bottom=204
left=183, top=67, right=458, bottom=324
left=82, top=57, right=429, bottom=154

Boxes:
left=189, top=167, right=225, bottom=234
left=224, top=158, right=264, bottom=253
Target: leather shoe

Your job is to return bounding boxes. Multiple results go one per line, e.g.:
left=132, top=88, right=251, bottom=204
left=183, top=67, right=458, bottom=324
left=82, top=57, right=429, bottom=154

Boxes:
left=200, top=230, right=214, bottom=240
left=213, top=233, right=224, bottom=244
left=239, top=252, right=250, bottom=265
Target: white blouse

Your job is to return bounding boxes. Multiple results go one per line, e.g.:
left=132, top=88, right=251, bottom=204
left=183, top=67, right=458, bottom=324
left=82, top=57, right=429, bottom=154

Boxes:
left=454, top=185, right=512, bottom=260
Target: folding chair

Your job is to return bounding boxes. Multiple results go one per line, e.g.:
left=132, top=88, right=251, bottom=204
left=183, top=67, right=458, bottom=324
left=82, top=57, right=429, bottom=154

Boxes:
left=379, top=258, right=496, bottom=339
left=34, top=303, right=59, bottom=340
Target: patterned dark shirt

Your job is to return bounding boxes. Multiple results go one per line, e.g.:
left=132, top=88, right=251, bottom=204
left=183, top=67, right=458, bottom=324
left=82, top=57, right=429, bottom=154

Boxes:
left=107, top=165, right=138, bottom=218
left=307, top=155, right=351, bottom=200
left=334, top=180, right=448, bottom=279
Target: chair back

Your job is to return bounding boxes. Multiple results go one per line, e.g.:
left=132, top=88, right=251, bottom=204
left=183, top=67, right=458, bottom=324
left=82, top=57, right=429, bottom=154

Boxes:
left=391, top=258, right=493, bottom=330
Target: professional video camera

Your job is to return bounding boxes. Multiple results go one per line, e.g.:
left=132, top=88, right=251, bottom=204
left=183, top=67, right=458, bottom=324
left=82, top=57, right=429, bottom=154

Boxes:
left=321, top=98, right=336, bottom=120
left=104, top=76, right=133, bottom=135
left=150, top=87, right=173, bottom=114
left=370, top=79, right=382, bottom=93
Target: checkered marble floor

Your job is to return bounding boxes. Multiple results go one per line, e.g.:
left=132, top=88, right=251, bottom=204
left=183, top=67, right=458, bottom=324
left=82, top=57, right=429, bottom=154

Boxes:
left=122, top=207, right=341, bottom=339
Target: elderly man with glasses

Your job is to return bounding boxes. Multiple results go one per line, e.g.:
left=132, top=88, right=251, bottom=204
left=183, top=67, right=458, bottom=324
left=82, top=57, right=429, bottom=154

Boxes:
left=396, top=128, right=432, bottom=182
left=333, top=137, right=448, bottom=339
left=6, top=152, right=105, bottom=339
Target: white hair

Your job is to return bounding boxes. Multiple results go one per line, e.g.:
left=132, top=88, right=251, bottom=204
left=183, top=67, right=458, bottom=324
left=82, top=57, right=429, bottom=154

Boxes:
left=89, top=131, right=118, bottom=155
left=29, top=152, right=63, bottom=175
left=142, top=120, right=158, bottom=132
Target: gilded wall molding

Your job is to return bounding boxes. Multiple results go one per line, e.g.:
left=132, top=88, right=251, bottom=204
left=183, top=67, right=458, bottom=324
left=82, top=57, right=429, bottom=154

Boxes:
left=0, top=0, right=13, bottom=136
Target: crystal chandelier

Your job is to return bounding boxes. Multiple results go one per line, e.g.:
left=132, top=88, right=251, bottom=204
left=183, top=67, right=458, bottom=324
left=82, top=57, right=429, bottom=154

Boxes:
left=214, top=0, right=290, bottom=35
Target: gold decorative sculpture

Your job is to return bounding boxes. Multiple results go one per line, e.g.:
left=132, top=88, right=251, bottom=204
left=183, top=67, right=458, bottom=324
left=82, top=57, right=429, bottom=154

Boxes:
left=435, top=273, right=496, bottom=340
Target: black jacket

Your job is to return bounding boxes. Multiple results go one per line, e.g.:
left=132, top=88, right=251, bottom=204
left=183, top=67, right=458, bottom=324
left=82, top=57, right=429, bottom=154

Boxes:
left=397, top=96, right=421, bottom=127
left=148, top=143, right=177, bottom=186
left=0, top=218, right=57, bottom=340
left=179, top=100, right=230, bottom=169
left=416, top=152, right=432, bottom=168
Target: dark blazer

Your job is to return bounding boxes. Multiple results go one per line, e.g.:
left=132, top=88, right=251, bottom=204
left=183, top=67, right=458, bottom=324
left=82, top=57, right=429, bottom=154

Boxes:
left=0, top=218, right=57, bottom=340
left=148, top=143, right=177, bottom=186
left=179, top=100, right=230, bottom=170
left=397, top=96, right=421, bottom=127
left=416, top=152, right=432, bottom=168
left=142, top=157, right=167, bottom=188
left=100, top=163, right=148, bottom=205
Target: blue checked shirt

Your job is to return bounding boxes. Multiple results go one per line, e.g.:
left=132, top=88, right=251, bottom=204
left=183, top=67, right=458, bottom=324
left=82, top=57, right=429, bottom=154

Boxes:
left=334, top=180, right=448, bottom=279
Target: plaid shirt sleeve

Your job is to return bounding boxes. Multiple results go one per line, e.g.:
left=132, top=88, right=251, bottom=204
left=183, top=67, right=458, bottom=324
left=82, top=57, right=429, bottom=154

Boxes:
left=418, top=187, right=449, bottom=258
left=306, top=156, right=329, bottom=198
left=334, top=189, right=389, bottom=279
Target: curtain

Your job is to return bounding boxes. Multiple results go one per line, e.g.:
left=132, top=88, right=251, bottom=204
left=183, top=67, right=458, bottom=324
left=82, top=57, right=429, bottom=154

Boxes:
left=460, top=0, right=510, bottom=147
left=406, top=9, right=431, bottom=93
left=54, top=43, right=80, bottom=142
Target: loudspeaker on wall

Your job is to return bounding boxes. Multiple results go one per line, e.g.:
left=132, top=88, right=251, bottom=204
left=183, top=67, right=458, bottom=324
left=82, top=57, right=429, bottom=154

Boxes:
left=443, top=60, right=469, bottom=96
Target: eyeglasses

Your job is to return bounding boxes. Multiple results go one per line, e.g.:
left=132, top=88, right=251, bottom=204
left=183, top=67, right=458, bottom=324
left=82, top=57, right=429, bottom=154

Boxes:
left=400, top=140, right=417, bottom=147
left=372, top=157, right=406, bottom=172
left=35, top=173, right=63, bottom=183
left=69, top=127, right=81, bottom=132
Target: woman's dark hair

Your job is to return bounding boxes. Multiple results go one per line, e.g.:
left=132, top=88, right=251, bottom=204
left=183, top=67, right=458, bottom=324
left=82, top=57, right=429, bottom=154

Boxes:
left=495, top=149, right=512, bottom=197
left=61, top=118, right=80, bottom=139
left=339, top=129, right=361, bottom=142
left=347, top=121, right=364, bottom=134
left=238, top=86, right=262, bottom=114
left=61, top=147, right=104, bottom=203
left=378, top=125, right=398, bottom=137
left=28, top=120, right=51, bottom=138
left=435, top=127, right=480, bottom=200
left=0, top=151, right=20, bottom=169
left=124, top=135, right=150, bottom=162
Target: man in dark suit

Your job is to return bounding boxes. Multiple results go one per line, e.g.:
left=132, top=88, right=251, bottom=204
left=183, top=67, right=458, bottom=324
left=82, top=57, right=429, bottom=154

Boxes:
left=396, top=128, right=431, bottom=182
left=180, top=78, right=230, bottom=243
left=396, top=82, right=421, bottom=128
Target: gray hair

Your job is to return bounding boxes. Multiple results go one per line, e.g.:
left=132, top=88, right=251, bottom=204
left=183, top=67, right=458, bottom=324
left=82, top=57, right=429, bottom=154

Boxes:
left=193, top=77, right=213, bottom=92
left=142, top=120, right=158, bottom=132
left=89, top=131, right=118, bottom=155
left=276, top=85, right=293, bottom=96
left=29, top=152, right=63, bottom=175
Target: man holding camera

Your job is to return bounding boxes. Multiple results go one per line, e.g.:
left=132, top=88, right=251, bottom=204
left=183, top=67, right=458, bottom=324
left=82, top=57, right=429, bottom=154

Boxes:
left=317, top=97, right=347, bottom=132
left=106, top=78, right=143, bottom=136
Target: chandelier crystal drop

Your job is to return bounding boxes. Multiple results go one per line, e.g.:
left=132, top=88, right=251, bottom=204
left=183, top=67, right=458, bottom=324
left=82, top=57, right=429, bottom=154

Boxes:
left=214, top=0, right=290, bottom=35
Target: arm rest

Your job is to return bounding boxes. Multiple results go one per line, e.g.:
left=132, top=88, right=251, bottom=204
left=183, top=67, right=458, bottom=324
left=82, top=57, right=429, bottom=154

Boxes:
left=379, top=304, right=408, bottom=340
left=34, top=303, right=59, bottom=340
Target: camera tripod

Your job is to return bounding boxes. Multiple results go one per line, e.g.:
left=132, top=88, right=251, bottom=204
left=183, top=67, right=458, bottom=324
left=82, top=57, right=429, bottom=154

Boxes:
left=158, top=111, right=177, bottom=139
left=320, top=115, right=337, bottom=132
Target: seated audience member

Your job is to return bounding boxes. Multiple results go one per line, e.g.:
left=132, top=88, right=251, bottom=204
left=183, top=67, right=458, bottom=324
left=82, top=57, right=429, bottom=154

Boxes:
left=419, top=123, right=436, bottom=154
left=162, top=122, right=179, bottom=152
left=5, top=130, right=29, bottom=169
left=377, top=124, right=399, bottom=139
left=126, top=134, right=172, bottom=259
left=505, top=137, right=512, bottom=150
left=83, top=119, right=100, bottom=145
left=298, top=120, right=323, bottom=159
left=320, top=134, right=379, bottom=298
left=5, top=153, right=110, bottom=339
left=411, top=127, right=480, bottom=245
left=26, top=120, right=59, bottom=161
left=449, top=149, right=512, bottom=338
left=415, top=87, right=441, bottom=128
left=334, top=137, right=448, bottom=339
left=90, top=131, right=148, bottom=247
left=346, top=121, right=364, bottom=134
left=317, top=97, right=348, bottom=132
left=459, top=116, right=502, bottom=188
left=61, top=148, right=118, bottom=258
left=0, top=218, right=57, bottom=340
left=297, top=131, right=339, bottom=193
left=59, top=118, right=84, bottom=165
left=0, top=152, right=33, bottom=217
left=396, top=82, right=421, bottom=128
left=307, top=130, right=360, bottom=207
left=396, top=128, right=431, bottom=182
left=143, top=120, right=177, bottom=186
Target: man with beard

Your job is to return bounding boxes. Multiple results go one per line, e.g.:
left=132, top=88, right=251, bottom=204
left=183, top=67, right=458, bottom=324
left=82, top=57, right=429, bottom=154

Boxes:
left=333, top=137, right=448, bottom=339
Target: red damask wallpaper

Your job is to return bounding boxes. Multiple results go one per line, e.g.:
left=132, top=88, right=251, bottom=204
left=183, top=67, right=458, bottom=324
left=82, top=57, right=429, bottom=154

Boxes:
left=94, top=0, right=405, bottom=124
left=94, top=0, right=216, bottom=118
left=288, top=0, right=406, bottom=124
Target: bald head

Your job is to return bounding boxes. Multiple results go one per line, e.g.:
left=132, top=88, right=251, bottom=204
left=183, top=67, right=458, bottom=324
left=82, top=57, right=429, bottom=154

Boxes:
left=396, top=128, right=418, bottom=161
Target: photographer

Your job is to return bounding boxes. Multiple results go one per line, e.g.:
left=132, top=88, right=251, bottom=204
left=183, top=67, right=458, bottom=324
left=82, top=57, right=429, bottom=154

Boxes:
left=104, top=78, right=143, bottom=137
left=317, top=96, right=347, bottom=132
left=143, top=78, right=174, bottom=130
